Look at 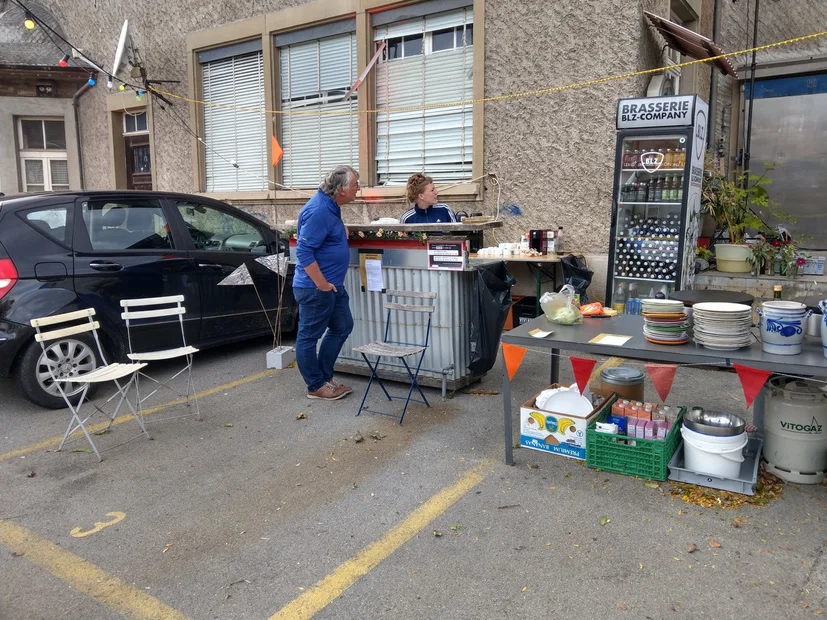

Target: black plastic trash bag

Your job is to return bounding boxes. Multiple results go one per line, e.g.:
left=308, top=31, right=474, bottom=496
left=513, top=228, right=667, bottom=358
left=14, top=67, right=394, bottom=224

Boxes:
left=468, top=261, right=516, bottom=375
left=560, top=255, right=593, bottom=304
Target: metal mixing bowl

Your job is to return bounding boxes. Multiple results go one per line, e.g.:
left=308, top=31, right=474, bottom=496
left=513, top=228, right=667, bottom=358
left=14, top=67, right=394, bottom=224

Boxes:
left=683, top=409, right=746, bottom=436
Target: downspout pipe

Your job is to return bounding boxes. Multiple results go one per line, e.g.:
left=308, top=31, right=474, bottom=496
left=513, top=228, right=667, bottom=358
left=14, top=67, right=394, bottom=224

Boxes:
left=707, top=0, right=721, bottom=150
left=743, top=0, right=761, bottom=183
left=72, top=78, right=94, bottom=189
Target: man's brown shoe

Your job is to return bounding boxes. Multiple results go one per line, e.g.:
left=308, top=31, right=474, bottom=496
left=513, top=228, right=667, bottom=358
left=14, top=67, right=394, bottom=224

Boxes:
left=307, top=382, right=349, bottom=400
left=329, top=379, right=353, bottom=395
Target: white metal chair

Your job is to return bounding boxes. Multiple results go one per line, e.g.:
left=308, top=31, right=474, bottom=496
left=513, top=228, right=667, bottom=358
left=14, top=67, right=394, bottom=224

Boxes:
left=30, top=308, right=148, bottom=461
left=120, top=295, right=200, bottom=419
left=354, top=290, right=437, bottom=424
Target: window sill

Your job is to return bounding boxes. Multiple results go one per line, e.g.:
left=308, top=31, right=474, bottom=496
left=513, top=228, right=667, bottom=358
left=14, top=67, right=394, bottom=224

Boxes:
left=274, top=182, right=481, bottom=202
left=200, top=183, right=481, bottom=204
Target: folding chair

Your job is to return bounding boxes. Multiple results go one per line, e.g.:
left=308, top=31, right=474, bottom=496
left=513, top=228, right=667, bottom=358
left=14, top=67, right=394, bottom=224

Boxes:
left=354, top=290, right=437, bottom=424
left=30, top=308, right=148, bottom=461
left=119, top=295, right=200, bottom=419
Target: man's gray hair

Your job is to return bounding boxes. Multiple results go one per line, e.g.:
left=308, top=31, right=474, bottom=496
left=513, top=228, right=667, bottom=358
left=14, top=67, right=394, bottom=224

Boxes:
left=320, top=165, right=359, bottom=197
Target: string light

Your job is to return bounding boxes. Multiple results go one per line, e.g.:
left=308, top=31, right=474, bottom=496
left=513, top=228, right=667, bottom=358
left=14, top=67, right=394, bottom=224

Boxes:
left=87, top=76, right=96, bottom=86
left=107, top=78, right=113, bottom=89
left=136, top=89, right=143, bottom=101
left=23, top=12, right=36, bottom=29
left=58, top=54, right=69, bottom=68
left=119, top=84, right=125, bottom=91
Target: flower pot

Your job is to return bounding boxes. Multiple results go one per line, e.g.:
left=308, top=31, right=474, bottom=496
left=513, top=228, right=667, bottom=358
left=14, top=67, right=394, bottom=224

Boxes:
left=714, top=243, right=752, bottom=273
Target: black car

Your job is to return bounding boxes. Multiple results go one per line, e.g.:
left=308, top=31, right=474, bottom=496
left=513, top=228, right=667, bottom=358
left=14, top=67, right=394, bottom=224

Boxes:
left=0, top=190, right=297, bottom=408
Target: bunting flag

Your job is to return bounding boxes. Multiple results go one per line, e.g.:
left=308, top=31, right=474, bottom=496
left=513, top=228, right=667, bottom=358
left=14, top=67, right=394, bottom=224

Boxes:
left=570, top=357, right=597, bottom=395
left=733, top=364, right=773, bottom=409
left=502, top=343, right=527, bottom=381
left=271, top=135, right=284, bottom=167
left=217, top=263, right=253, bottom=286
left=645, top=363, right=678, bottom=403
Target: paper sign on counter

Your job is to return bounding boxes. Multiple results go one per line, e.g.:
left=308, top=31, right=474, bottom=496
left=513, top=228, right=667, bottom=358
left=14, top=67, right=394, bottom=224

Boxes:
left=365, top=259, right=384, bottom=292
left=589, top=334, right=632, bottom=346
left=528, top=328, right=553, bottom=338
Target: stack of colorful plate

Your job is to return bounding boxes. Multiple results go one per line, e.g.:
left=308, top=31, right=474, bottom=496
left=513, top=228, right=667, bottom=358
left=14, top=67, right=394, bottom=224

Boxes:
left=641, top=299, right=690, bottom=345
left=692, top=302, right=753, bottom=351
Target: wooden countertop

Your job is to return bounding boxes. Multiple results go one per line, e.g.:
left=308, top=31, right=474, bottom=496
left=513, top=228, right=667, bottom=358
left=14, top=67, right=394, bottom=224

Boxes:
left=469, top=252, right=584, bottom=263
left=344, top=221, right=502, bottom=232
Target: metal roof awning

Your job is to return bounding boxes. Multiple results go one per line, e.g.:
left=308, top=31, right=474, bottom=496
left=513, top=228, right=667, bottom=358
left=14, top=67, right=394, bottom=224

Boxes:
left=644, top=11, right=737, bottom=77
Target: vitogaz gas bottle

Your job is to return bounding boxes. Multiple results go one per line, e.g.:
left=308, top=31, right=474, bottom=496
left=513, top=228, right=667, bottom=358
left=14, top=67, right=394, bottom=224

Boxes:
left=764, top=377, right=827, bottom=483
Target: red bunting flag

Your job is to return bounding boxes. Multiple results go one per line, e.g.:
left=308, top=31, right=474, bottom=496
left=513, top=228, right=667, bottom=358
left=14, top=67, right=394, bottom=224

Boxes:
left=645, top=363, right=678, bottom=403
left=733, top=364, right=772, bottom=409
left=502, top=343, right=527, bottom=381
left=570, top=357, right=597, bottom=395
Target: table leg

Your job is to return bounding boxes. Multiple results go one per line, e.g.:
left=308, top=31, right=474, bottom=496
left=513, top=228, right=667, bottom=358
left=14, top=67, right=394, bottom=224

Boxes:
left=534, top=264, right=542, bottom=318
left=752, top=385, right=767, bottom=436
left=503, top=355, right=514, bottom=466
left=550, top=348, right=560, bottom=384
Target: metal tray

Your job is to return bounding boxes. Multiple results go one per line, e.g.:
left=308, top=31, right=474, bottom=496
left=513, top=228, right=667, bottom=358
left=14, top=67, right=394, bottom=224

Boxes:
left=667, top=436, right=763, bottom=496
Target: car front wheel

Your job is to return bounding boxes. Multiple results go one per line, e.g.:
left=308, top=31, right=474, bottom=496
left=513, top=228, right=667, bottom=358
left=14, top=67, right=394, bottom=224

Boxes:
left=16, top=335, right=101, bottom=409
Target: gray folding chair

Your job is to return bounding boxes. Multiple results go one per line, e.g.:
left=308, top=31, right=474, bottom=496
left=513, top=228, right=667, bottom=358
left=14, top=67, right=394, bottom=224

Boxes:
left=354, top=290, right=437, bottom=424
left=120, top=295, right=200, bottom=420
left=30, top=308, right=148, bottom=461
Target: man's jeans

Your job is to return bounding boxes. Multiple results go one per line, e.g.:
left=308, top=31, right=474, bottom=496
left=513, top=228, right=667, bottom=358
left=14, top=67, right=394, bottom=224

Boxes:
left=294, top=286, right=354, bottom=393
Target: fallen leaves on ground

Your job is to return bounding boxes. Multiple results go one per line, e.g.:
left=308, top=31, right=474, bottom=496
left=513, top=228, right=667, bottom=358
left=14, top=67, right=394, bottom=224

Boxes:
left=354, top=432, right=364, bottom=443
left=497, top=504, right=521, bottom=510
left=708, top=539, right=722, bottom=549
left=644, top=481, right=659, bottom=489
left=599, top=515, right=611, bottom=526
left=369, top=431, right=386, bottom=440
left=616, top=602, right=628, bottom=610
left=669, top=464, right=783, bottom=509
left=295, top=412, right=307, bottom=420
left=433, top=530, right=442, bottom=537
left=687, top=544, right=697, bottom=553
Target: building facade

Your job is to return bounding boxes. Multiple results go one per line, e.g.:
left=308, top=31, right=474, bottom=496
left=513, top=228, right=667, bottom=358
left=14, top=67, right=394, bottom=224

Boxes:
left=4, top=0, right=822, bottom=293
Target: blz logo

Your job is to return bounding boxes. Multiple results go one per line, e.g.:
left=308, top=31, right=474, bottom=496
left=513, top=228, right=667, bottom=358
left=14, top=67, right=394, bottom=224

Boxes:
left=780, top=416, right=823, bottom=434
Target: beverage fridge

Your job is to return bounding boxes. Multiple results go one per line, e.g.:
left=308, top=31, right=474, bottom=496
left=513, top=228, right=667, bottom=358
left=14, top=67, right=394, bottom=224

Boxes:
left=605, top=95, right=709, bottom=312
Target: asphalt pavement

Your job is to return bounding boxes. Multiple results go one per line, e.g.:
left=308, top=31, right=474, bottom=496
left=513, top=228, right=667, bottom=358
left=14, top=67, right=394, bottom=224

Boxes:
left=1, top=335, right=826, bottom=619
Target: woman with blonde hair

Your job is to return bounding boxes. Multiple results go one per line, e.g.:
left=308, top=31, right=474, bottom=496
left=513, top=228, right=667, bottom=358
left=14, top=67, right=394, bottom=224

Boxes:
left=399, top=173, right=458, bottom=224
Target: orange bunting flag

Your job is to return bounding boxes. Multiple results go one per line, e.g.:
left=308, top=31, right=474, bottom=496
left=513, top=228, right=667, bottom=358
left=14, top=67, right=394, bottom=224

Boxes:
left=271, top=135, right=284, bottom=167
left=645, top=363, right=678, bottom=403
left=502, top=343, right=527, bottom=381
left=733, top=364, right=772, bottom=409
left=570, top=357, right=596, bottom=396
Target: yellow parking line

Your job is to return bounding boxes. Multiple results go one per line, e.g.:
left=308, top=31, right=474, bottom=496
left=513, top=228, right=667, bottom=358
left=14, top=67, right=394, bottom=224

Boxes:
left=0, top=369, right=279, bottom=462
left=0, top=519, right=191, bottom=620
left=270, top=460, right=492, bottom=620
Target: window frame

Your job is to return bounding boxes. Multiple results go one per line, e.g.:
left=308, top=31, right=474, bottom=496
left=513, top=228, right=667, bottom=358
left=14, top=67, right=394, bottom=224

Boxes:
left=17, top=203, right=74, bottom=249
left=17, top=118, right=69, bottom=193
left=123, top=111, right=149, bottom=136
left=187, top=0, right=483, bottom=202
left=74, top=198, right=176, bottom=254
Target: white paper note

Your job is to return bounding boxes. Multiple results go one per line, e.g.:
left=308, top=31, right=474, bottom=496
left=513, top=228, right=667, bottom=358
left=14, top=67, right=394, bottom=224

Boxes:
left=590, top=334, right=632, bottom=346
left=365, top=259, right=384, bottom=292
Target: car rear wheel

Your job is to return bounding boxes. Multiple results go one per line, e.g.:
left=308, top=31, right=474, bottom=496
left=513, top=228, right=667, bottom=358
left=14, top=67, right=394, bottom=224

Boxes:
left=16, top=335, right=101, bottom=409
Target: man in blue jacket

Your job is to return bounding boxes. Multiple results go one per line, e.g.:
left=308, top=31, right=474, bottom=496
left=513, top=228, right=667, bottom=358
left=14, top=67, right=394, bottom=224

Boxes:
left=293, top=166, right=359, bottom=400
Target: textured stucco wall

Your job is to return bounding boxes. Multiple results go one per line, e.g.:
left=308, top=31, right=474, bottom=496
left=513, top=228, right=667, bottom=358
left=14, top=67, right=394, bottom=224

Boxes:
left=48, top=0, right=724, bottom=301
left=713, top=0, right=827, bottom=175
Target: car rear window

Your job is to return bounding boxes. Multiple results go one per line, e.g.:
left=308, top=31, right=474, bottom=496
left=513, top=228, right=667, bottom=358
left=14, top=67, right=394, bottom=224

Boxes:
left=81, top=200, right=173, bottom=251
left=25, top=207, right=69, bottom=243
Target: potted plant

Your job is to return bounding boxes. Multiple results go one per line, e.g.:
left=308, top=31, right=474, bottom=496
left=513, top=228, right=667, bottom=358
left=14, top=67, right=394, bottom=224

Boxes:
left=747, top=239, right=773, bottom=275
left=702, top=163, right=779, bottom=273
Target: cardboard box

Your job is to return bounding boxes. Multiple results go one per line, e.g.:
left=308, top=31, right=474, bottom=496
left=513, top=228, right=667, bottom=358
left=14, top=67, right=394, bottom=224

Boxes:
left=520, top=384, right=607, bottom=460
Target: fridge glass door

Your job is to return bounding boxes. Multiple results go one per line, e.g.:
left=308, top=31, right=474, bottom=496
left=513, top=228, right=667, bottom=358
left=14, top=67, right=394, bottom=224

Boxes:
left=611, top=133, right=688, bottom=312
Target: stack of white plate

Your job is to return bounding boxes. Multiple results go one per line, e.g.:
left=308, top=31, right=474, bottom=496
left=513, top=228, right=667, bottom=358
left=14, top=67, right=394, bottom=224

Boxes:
left=692, top=302, right=753, bottom=350
left=641, top=299, right=690, bottom=345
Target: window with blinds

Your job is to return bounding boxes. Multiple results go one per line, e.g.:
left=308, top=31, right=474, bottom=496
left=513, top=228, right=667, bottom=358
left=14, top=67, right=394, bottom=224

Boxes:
left=17, top=119, right=69, bottom=192
left=374, top=7, right=473, bottom=186
left=202, top=51, right=268, bottom=192
left=279, top=32, right=359, bottom=188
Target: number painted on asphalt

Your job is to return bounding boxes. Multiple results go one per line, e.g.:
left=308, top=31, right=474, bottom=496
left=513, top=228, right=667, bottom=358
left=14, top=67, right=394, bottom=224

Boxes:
left=70, top=512, right=126, bottom=538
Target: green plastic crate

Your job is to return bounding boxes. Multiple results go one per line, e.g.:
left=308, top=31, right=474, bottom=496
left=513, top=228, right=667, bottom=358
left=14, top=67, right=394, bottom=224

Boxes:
left=586, top=400, right=686, bottom=481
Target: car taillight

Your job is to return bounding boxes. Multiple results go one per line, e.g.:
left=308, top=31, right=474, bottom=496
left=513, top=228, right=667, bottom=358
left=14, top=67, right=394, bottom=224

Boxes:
left=0, top=258, right=18, bottom=300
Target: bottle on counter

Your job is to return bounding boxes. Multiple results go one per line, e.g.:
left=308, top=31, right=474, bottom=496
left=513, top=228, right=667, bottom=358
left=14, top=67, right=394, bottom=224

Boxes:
left=555, top=227, right=564, bottom=253
left=520, top=234, right=529, bottom=254
left=613, top=282, right=627, bottom=313
left=773, top=284, right=782, bottom=299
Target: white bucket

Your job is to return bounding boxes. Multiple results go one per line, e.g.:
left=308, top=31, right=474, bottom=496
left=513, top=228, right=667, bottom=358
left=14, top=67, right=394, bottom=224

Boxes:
left=681, top=425, right=748, bottom=479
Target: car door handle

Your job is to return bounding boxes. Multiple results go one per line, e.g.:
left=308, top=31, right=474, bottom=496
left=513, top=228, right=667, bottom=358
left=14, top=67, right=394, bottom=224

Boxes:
left=89, top=261, right=123, bottom=272
left=198, top=263, right=224, bottom=270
